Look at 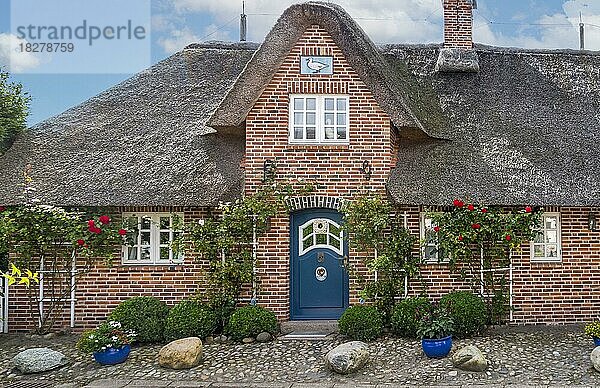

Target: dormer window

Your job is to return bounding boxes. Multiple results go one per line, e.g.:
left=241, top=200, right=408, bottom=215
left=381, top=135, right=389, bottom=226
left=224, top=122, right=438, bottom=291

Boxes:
left=289, top=94, right=349, bottom=144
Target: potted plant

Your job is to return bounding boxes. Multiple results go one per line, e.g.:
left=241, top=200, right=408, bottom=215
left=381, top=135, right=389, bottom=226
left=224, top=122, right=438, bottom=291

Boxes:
left=584, top=321, right=600, bottom=347
left=76, top=321, right=136, bottom=365
left=416, top=304, right=454, bottom=358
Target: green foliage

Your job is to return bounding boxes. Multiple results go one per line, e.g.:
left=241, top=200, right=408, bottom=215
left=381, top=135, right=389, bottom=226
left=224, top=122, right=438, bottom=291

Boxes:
left=206, top=294, right=236, bottom=334
left=584, top=321, right=600, bottom=338
left=338, top=305, right=384, bottom=341
left=0, top=69, right=30, bottom=154
left=108, top=296, right=169, bottom=343
left=164, top=300, right=218, bottom=341
left=224, top=305, right=278, bottom=341
left=76, top=321, right=136, bottom=353
left=391, top=296, right=431, bottom=338
left=416, top=304, right=454, bottom=340
left=342, top=194, right=421, bottom=322
left=439, top=291, right=487, bottom=338
left=181, top=180, right=315, bottom=303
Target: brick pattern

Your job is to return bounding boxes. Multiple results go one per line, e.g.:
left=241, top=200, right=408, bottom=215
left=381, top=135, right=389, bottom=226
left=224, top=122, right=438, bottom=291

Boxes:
left=443, top=0, right=473, bottom=48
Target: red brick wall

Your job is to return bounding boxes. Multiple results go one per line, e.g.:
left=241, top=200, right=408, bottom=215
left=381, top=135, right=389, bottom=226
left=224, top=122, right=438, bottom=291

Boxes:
left=443, top=0, right=473, bottom=48
left=244, top=25, right=393, bottom=320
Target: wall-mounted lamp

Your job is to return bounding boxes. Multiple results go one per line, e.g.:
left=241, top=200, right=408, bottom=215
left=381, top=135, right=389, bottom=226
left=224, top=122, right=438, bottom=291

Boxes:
left=361, top=160, right=372, bottom=181
left=263, top=159, right=277, bottom=183
left=589, top=212, right=598, bottom=232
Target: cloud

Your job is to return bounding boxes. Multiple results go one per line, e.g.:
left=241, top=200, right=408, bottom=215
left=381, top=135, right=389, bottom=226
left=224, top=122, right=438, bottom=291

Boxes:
left=0, top=33, right=41, bottom=73
left=157, top=27, right=202, bottom=54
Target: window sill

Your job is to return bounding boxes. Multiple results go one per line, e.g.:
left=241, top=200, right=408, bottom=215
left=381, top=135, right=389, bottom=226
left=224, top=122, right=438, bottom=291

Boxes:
left=530, top=258, right=562, bottom=264
left=118, top=262, right=185, bottom=271
left=285, top=144, right=350, bottom=151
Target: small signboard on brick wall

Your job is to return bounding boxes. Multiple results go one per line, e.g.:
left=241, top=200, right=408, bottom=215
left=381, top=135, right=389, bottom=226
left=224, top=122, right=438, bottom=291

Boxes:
left=300, top=56, right=333, bottom=74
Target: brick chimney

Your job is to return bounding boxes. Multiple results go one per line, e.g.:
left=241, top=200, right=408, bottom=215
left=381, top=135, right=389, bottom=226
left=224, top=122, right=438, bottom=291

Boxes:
left=443, top=0, right=474, bottom=49
left=436, top=0, right=479, bottom=72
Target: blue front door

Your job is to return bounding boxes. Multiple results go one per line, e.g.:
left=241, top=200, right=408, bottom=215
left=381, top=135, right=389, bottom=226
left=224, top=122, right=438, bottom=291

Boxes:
left=290, top=209, right=349, bottom=319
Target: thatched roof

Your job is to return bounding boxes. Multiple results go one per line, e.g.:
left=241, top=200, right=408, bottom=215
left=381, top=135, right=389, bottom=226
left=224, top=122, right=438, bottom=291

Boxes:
left=1, top=2, right=600, bottom=207
left=386, top=44, right=600, bottom=206
left=0, top=43, right=256, bottom=206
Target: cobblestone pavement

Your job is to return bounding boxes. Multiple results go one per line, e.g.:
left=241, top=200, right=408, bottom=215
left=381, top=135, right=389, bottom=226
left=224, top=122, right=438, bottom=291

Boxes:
left=1, top=326, right=599, bottom=387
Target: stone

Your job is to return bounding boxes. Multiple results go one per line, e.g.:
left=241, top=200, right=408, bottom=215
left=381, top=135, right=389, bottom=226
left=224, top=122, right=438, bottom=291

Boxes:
left=242, top=337, right=255, bottom=344
left=158, top=337, right=203, bottom=370
left=204, top=336, right=214, bottom=345
left=43, top=332, right=57, bottom=339
left=592, top=346, right=600, bottom=373
left=12, top=347, right=69, bottom=374
left=449, top=370, right=458, bottom=377
left=219, top=335, right=228, bottom=342
left=325, top=341, right=369, bottom=374
left=435, top=48, right=480, bottom=73
left=256, top=332, right=272, bottom=343
left=451, top=345, right=488, bottom=372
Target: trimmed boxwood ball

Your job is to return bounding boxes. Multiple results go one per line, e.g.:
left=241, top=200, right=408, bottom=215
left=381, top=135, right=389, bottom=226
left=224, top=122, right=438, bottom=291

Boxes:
left=338, top=305, right=383, bottom=341
left=108, top=296, right=169, bottom=344
left=439, top=291, right=487, bottom=338
left=391, top=296, right=431, bottom=338
left=164, top=299, right=218, bottom=341
left=224, top=306, right=278, bottom=341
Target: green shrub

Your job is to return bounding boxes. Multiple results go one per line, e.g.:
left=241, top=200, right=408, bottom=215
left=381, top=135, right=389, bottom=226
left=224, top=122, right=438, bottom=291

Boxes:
left=224, top=306, right=278, bottom=341
left=108, top=296, right=169, bottom=343
left=391, top=296, right=431, bottom=338
left=164, top=300, right=218, bottom=341
left=338, top=305, right=383, bottom=341
left=439, top=291, right=487, bottom=338
left=208, top=295, right=237, bottom=334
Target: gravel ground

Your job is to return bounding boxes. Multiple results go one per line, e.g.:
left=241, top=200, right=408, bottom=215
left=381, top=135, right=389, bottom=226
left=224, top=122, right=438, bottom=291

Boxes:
left=1, top=326, right=599, bottom=387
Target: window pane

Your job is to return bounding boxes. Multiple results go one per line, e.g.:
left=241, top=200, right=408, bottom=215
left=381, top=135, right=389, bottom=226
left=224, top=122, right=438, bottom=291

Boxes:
left=127, top=247, right=138, bottom=261
left=545, top=216, right=557, bottom=229
left=160, top=232, right=170, bottom=244
left=324, top=98, right=334, bottom=110
left=324, top=113, right=334, bottom=125
left=546, top=230, right=557, bottom=243
left=294, top=112, right=304, bottom=125
left=337, top=98, right=346, bottom=111
left=534, top=231, right=544, bottom=243
left=331, top=238, right=340, bottom=250
left=141, top=232, right=151, bottom=245
left=324, top=127, right=335, bottom=139
left=306, top=98, right=316, bottom=110
left=337, top=113, right=346, bottom=125
left=141, top=247, right=151, bottom=261
left=303, top=238, right=312, bottom=252
left=306, top=112, right=316, bottom=125
left=294, top=127, right=303, bottom=139
left=329, top=224, right=340, bottom=235
left=160, top=247, right=170, bottom=261
left=546, top=245, right=558, bottom=258
left=316, top=234, right=327, bottom=245
left=160, top=217, right=170, bottom=229
left=303, top=223, right=313, bottom=238
left=425, top=246, right=437, bottom=260
left=294, top=98, right=304, bottom=110
left=306, top=127, right=316, bottom=139
left=534, top=245, right=544, bottom=257
left=337, top=127, right=347, bottom=139
left=141, top=216, right=151, bottom=230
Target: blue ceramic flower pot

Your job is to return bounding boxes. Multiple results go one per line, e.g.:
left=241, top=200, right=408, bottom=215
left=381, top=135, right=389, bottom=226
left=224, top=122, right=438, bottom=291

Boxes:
left=422, top=336, right=452, bottom=358
left=93, top=344, right=131, bottom=365
left=594, top=337, right=600, bottom=347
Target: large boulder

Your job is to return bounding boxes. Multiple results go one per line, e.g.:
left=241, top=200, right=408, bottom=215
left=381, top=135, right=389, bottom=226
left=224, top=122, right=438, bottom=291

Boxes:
left=592, top=346, right=600, bottom=373
left=325, top=341, right=369, bottom=374
left=451, top=345, right=488, bottom=372
left=12, top=348, right=69, bottom=374
left=158, top=337, right=203, bottom=370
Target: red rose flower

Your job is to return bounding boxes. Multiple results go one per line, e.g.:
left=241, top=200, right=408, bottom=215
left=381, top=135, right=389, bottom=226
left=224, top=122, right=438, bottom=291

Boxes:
left=0, top=206, right=5, bottom=212
left=458, top=235, right=464, bottom=241
left=525, top=206, right=532, bottom=213
left=77, top=239, right=85, bottom=246
left=89, top=226, right=102, bottom=234
left=467, top=204, right=475, bottom=211
left=99, top=215, right=111, bottom=225
left=453, top=199, right=464, bottom=208
left=505, top=235, right=512, bottom=241
left=433, top=226, right=440, bottom=232
left=481, top=208, right=488, bottom=213
left=118, top=229, right=127, bottom=236
left=87, top=219, right=95, bottom=227
left=472, top=223, right=481, bottom=230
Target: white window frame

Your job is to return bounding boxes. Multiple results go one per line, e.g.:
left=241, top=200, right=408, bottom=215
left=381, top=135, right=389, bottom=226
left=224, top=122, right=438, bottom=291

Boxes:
left=288, top=94, right=350, bottom=145
left=298, top=218, right=344, bottom=256
left=420, top=212, right=447, bottom=264
left=122, top=213, right=184, bottom=265
left=531, top=212, right=561, bottom=263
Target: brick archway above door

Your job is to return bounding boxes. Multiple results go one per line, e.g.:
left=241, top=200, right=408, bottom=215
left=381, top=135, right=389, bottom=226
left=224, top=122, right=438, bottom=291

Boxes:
left=286, top=196, right=345, bottom=212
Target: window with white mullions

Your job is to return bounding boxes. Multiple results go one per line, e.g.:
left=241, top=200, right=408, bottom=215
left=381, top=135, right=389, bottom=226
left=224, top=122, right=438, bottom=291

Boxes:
left=531, top=212, right=561, bottom=262
left=299, top=218, right=343, bottom=255
left=289, top=94, right=349, bottom=144
left=420, top=213, right=447, bottom=263
left=122, top=213, right=183, bottom=265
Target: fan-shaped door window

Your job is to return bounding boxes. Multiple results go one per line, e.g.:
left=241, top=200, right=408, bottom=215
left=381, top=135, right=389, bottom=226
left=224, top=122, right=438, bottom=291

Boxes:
left=299, top=218, right=343, bottom=255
